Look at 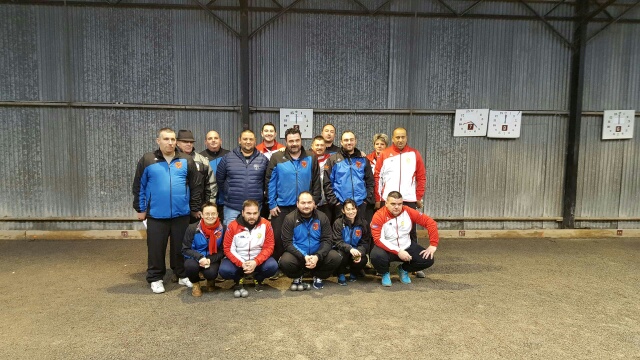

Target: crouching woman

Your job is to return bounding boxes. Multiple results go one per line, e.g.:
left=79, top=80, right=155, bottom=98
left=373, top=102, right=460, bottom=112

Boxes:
left=182, top=202, right=224, bottom=297
left=332, top=199, right=371, bottom=285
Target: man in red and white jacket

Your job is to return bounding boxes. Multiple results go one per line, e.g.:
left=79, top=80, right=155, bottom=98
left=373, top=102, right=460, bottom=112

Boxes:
left=220, top=200, right=278, bottom=295
left=370, top=191, right=439, bottom=287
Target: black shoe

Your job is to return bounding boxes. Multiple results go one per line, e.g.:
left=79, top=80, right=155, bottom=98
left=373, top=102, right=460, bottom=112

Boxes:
left=254, top=280, right=263, bottom=292
left=171, top=274, right=179, bottom=283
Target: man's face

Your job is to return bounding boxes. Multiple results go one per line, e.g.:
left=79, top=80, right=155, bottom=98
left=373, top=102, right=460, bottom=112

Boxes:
left=392, top=129, right=407, bottom=150
left=341, top=132, right=356, bottom=153
left=311, top=139, right=326, bottom=156
left=242, top=205, right=260, bottom=226
left=386, top=196, right=404, bottom=216
left=261, top=125, right=276, bottom=143
left=238, top=132, right=256, bottom=153
left=156, top=130, right=176, bottom=156
left=286, top=133, right=302, bottom=154
left=205, top=131, right=222, bottom=152
left=201, top=206, right=219, bottom=226
left=177, top=140, right=194, bottom=154
left=322, top=125, right=335, bottom=143
left=297, top=193, right=315, bottom=216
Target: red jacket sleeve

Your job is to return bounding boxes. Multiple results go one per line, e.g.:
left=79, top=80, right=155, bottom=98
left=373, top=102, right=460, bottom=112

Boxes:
left=406, top=207, right=439, bottom=247
left=223, top=222, right=244, bottom=267
left=370, top=208, right=397, bottom=254
left=414, top=149, right=426, bottom=201
left=373, top=151, right=386, bottom=202
left=253, top=220, right=274, bottom=266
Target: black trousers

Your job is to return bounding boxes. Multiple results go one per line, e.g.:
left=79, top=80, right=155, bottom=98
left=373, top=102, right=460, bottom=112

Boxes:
left=145, top=216, right=189, bottom=283
left=380, top=200, right=418, bottom=242
left=279, top=250, right=342, bottom=279
left=336, top=250, right=368, bottom=275
left=269, top=205, right=296, bottom=260
left=184, top=258, right=220, bottom=284
left=370, top=243, right=434, bottom=274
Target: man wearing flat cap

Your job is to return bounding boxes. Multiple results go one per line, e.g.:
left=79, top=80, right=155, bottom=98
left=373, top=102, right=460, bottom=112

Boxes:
left=176, top=129, right=218, bottom=224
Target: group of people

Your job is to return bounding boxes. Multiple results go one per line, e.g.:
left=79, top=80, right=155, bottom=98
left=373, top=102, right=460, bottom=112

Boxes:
left=132, top=123, right=440, bottom=297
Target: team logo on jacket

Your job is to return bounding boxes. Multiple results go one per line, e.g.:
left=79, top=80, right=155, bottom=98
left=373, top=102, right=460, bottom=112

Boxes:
left=312, top=221, right=319, bottom=231
left=301, top=160, right=308, bottom=168
left=175, top=162, right=183, bottom=169
left=355, top=229, right=362, bottom=237
left=256, top=233, right=262, bottom=239
left=253, top=164, right=261, bottom=170
left=355, top=161, right=362, bottom=168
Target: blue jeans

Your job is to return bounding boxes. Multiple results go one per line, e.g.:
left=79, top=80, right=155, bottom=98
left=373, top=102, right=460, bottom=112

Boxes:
left=223, top=207, right=241, bottom=227
left=219, top=257, right=279, bottom=282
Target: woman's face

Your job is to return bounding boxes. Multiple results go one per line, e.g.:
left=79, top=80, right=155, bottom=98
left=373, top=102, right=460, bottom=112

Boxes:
left=342, top=203, right=357, bottom=221
left=374, top=139, right=387, bottom=154
left=201, top=206, right=218, bottom=226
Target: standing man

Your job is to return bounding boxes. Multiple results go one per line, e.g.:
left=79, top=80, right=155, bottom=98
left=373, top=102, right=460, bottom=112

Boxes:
left=266, top=127, right=321, bottom=261
left=256, top=122, right=285, bottom=219
left=322, top=123, right=340, bottom=154
left=323, top=130, right=374, bottom=220
left=176, top=129, right=217, bottom=223
left=370, top=191, right=439, bottom=287
left=374, top=127, right=427, bottom=277
left=215, top=129, right=269, bottom=227
left=310, top=136, right=332, bottom=220
left=200, top=130, right=230, bottom=224
left=220, top=200, right=278, bottom=297
left=256, top=122, right=285, bottom=160
left=133, top=127, right=202, bottom=294
left=279, top=192, right=341, bottom=290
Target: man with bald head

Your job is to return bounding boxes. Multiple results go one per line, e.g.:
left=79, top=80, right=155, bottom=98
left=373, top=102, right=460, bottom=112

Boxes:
left=201, top=130, right=230, bottom=224
left=373, top=127, right=427, bottom=277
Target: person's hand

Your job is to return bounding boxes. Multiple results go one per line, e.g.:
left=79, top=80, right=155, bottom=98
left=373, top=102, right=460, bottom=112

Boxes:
left=305, top=255, right=318, bottom=269
left=350, top=248, right=362, bottom=263
left=374, top=202, right=381, bottom=209
left=419, top=246, right=437, bottom=259
left=398, top=250, right=412, bottom=262
left=137, top=211, right=147, bottom=220
left=198, top=257, right=211, bottom=268
left=416, top=200, right=424, bottom=208
left=243, top=260, right=257, bottom=274
left=278, top=147, right=286, bottom=152
left=270, top=206, right=281, bottom=217
left=190, top=211, right=201, bottom=219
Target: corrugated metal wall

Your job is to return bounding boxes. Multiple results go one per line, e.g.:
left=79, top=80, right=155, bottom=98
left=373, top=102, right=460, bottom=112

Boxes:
left=1, top=2, right=638, bottom=230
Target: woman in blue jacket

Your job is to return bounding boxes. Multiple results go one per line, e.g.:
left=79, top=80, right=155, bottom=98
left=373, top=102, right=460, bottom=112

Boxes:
left=332, top=199, right=371, bottom=286
left=182, top=202, right=225, bottom=297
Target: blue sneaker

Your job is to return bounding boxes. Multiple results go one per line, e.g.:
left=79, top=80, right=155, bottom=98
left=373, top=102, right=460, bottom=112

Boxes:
left=397, top=265, right=411, bottom=284
left=312, top=276, right=324, bottom=289
left=381, top=272, right=392, bottom=287
left=337, top=274, right=347, bottom=286
left=349, top=273, right=358, bottom=282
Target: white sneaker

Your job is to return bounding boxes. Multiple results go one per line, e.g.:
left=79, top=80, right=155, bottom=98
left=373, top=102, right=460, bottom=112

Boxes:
left=150, top=280, right=165, bottom=294
left=178, top=277, right=193, bottom=288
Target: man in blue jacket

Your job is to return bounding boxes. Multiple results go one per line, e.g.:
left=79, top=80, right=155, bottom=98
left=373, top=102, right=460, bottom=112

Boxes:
left=323, top=130, right=374, bottom=221
left=265, top=128, right=321, bottom=261
left=132, top=128, right=203, bottom=294
left=200, top=130, right=230, bottom=223
left=279, top=192, right=341, bottom=290
left=215, top=129, right=269, bottom=227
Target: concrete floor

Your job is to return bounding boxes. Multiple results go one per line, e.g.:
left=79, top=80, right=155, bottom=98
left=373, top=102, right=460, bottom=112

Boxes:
left=1, top=238, right=638, bottom=359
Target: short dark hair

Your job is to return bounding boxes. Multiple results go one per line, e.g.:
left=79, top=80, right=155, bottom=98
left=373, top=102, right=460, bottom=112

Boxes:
left=312, top=135, right=325, bottom=143
left=341, top=130, right=356, bottom=140
left=323, top=123, right=336, bottom=132
left=261, top=122, right=276, bottom=132
left=342, top=199, right=357, bottom=211
left=202, top=202, right=217, bottom=212
left=297, top=191, right=313, bottom=202
left=285, top=127, right=302, bottom=141
left=157, top=127, right=175, bottom=137
left=239, top=129, right=255, bottom=138
left=387, top=191, right=403, bottom=200
left=242, top=199, right=260, bottom=210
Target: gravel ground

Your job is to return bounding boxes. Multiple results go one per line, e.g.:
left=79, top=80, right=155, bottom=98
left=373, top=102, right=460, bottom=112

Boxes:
left=1, top=238, right=638, bottom=359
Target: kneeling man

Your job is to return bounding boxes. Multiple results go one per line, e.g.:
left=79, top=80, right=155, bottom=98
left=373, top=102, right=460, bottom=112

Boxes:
left=279, top=192, right=341, bottom=290
left=370, top=191, right=439, bottom=287
left=220, top=200, right=278, bottom=297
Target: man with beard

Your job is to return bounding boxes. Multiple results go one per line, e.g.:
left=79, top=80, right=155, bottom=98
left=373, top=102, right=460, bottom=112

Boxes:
left=176, top=129, right=217, bottom=223
left=279, top=192, right=340, bottom=290
left=265, top=128, right=321, bottom=262
left=220, top=200, right=277, bottom=297
left=215, top=129, right=269, bottom=227
left=200, top=130, right=230, bottom=223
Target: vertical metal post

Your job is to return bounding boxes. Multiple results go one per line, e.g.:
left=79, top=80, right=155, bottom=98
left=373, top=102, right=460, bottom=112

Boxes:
left=562, top=0, right=589, bottom=229
left=240, top=0, right=250, bottom=129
